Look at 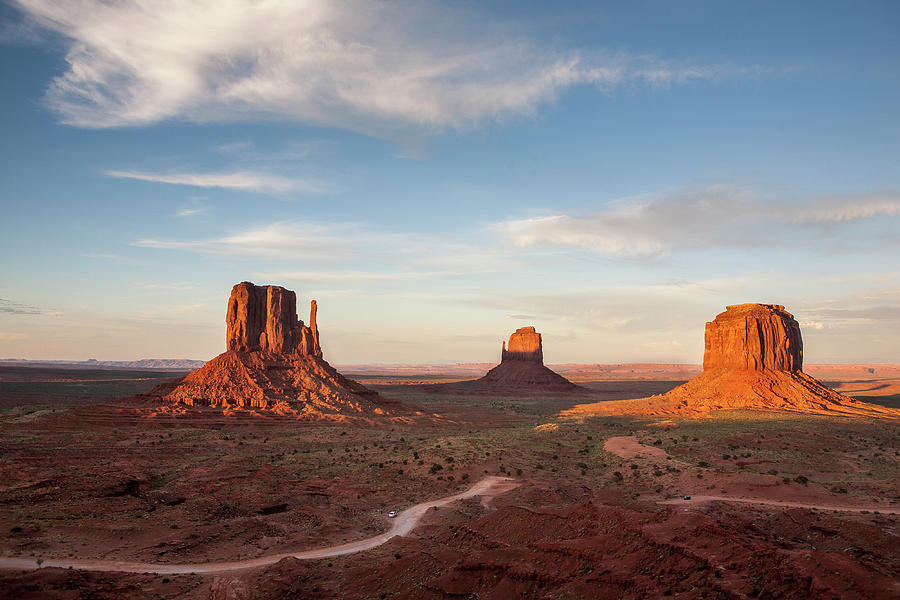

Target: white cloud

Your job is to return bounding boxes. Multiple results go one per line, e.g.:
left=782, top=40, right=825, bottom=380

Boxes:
left=497, top=188, right=900, bottom=257
left=16, top=0, right=737, bottom=135
left=107, top=170, right=328, bottom=194
left=0, top=332, right=30, bottom=341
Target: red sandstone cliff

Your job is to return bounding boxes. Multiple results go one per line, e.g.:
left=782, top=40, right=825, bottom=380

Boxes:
left=501, top=326, right=543, bottom=363
left=561, top=303, right=900, bottom=419
left=703, top=304, right=802, bottom=372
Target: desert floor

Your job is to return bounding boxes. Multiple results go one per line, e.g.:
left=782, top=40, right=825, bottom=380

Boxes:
left=0, top=365, right=898, bottom=599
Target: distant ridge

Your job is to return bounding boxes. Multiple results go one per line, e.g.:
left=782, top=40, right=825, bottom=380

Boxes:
left=0, top=358, right=206, bottom=370
left=3, top=359, right=898, bottom=379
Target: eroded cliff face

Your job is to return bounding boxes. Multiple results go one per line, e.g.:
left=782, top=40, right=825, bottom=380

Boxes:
left=702, top=304, right=803, bottom=372
left=225, top=282, right=321, bottom=356
left=501, top=326, right=544, bottom=364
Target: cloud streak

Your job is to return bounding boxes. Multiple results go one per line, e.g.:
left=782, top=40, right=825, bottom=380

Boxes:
left=497, top=189, right=900, bottom=257
left=15, top=0, right=746, bottom=135
left=106, top=170, right=328, bottom=194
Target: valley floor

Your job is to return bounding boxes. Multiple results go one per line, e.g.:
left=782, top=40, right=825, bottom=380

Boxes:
left=0, top=366, right=898, bottom=599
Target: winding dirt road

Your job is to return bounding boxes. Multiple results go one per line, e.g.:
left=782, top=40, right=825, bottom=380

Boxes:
left=0, top=476, right=519, bottom=575
left=604, top=436, right=900, bottom=515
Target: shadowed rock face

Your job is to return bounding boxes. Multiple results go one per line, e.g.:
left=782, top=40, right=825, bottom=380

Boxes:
left=225, top=282, right=321, bottom=357
left=703, top=304, right=802, bottom=372
left=501, top=326, right=543, bottom=363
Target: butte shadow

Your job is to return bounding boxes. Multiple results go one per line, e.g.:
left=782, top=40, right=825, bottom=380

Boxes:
left=561, top=303, right=900, bottom=419
left=145, top=282, right=416, bottom=423
left=424, top=326, right=587, bottom=396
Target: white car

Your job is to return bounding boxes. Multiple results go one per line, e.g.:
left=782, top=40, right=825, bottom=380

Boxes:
left=387, top=510, right=398, bottom=518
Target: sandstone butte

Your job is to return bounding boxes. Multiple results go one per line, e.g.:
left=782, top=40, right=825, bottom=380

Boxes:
left=561, top=303, right=900, bottom=420
left=150, top=282, right=411, bottom=422
left=428, top=326, right=584, bottom=396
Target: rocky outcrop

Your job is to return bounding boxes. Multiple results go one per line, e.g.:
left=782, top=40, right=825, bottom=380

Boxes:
left=561, top=303, right=900, bottom=419
left=225, top=282, right=321, bottom=356
left=703, top=304, right=802, bottom=372
left=427, top=326, right=583, bottom=396
left=501, top=326, right=543, bottom=363
left=152, top=282, right=408, bottom=422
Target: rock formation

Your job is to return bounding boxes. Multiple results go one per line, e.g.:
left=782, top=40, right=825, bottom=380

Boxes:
left=561, top=303, right=900, bottom=419
left=702, top=304, right=802, bottom=372
left=225, top=282, right=320, bottom=356
left=502, top=326, right=543, bottom=363
left=150, top=282, right=408, bottom=421
left=428, top=326, right=584, bottom=396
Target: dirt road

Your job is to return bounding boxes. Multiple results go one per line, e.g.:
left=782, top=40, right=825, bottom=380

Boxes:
left=0, top=476, right=519, bottom=575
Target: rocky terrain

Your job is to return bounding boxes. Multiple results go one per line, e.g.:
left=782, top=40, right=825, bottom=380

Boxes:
left=562, top=304, right=900, bottom=419
left=425, top=327, right=585, bottom=396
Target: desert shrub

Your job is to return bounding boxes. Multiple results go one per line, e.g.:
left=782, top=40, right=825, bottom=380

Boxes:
left=428, top=463, right=443, bottom=474
left=794, top=475, right=809, bottom=485
left=613, top=471, right=623, bottom=481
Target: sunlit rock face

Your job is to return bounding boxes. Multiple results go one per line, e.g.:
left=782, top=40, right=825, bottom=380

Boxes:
left=560, top=303, right=900, bottom=420
left=702, top=304, right=803, bottom=372
left=501, top=326, right=544, bottom=364
left=225, top=282, right=321, bottom=357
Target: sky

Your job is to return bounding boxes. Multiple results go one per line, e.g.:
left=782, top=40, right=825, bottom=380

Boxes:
left=0, top=0, right=898, bottom=365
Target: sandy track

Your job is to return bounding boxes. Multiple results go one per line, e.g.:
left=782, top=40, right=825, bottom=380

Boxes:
left=0, top=476, right=519, bottom=575
left=603, top=435, right=676, bottom=461
left=606, top=436, right=900, bottom=515
left=659, top=495, right=900, bottom=514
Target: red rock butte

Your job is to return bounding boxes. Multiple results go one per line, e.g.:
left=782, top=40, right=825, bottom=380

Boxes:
left=561, top=303, right=900, bottom=419
left=149, top=282, right=409, bottom=422
left=428, top=326, right=584, bottom=396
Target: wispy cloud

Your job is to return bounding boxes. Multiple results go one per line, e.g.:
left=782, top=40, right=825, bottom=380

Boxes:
left=106, top=170, right=328, bottom=194
left=496, top=188, right=900, bottom=257
left=134, top=222, right=407, bottom=260
left=0, top=298, right=61, bottom=317
left=14, top=1, right=756, bottom=136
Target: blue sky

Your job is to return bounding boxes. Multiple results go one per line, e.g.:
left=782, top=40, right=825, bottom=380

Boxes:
left=1, top=1, right=898, bottom=364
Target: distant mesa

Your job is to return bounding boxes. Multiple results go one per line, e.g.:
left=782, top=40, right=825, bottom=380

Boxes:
left=427, top=326, right=585, bottom=396
left=561, top=303, right=900, bottom=419
left=148, top=282, right=409, bottom=421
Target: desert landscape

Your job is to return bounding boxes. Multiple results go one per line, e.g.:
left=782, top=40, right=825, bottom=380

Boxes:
left=2, top=2, right=899, bottom=599
left=1, top=286, right=898, bottom=599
